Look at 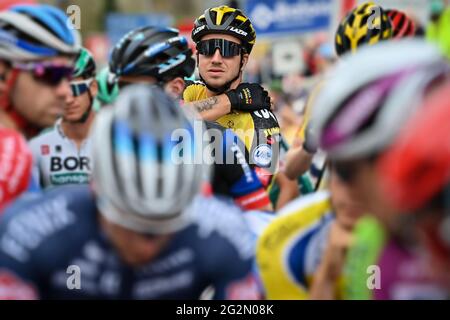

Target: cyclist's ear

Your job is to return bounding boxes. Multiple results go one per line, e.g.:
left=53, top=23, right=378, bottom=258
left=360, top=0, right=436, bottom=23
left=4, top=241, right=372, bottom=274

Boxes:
left=164, top=77, right=185, bottom=99
left=89, top=79, right=98, bottom=98
left=240, top=53, right=249, bottom=72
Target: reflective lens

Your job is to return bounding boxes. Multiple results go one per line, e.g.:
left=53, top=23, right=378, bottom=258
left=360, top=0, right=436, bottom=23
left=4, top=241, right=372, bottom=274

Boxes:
left=196, top=39, right=242, bottom=57
left=13, top=62, right=73, bottom=86
left=70, top=79, right=93, bottom=97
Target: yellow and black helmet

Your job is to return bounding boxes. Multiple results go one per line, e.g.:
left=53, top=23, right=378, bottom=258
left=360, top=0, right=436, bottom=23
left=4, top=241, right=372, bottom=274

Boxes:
left=191, top=5, right=256, bottom=54
left=335, top=2, right=392, bottom=56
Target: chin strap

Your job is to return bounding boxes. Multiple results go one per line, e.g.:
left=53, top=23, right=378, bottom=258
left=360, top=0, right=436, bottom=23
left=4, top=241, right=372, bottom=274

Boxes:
left=70, top=85, right=94, bottom=124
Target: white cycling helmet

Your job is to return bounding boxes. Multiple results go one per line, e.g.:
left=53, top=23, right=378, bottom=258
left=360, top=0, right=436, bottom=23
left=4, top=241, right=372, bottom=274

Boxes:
left=91, top=84, right=211, bottom=234
left=0, top=4, right=80, bottom=61
left=312, top=39, right=450, bottom=160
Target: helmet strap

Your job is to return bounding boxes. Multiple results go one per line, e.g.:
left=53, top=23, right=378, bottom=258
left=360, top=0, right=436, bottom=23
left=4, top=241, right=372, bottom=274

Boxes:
left=70, top=89, right=93, bottom=124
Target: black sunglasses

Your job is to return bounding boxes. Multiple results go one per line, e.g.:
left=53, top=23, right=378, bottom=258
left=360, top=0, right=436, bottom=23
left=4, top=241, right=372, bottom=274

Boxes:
left=13, top=62, right=74, bottom=86
left=196, top=39, right=243, bottom=58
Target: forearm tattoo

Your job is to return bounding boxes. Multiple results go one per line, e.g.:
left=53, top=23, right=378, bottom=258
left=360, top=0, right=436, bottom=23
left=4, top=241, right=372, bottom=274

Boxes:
left=193, top=96, right=219, bottom=113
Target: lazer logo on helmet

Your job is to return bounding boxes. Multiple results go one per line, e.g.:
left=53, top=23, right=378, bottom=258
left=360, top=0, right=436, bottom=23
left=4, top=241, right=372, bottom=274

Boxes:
left=50, top=157, right=91, bottom=172
left=193, top=25, right=206, bottom=36
left=229, top=27, right=248, bottom=37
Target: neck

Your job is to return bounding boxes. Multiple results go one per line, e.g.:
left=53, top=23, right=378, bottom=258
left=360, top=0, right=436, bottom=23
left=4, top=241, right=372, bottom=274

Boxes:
left=61, top=112, right=94, bottom=145
left=205, top=75, right=242, bottom=98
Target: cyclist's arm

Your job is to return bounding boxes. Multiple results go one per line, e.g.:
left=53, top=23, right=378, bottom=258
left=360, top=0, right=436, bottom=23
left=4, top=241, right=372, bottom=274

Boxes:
left=184, top=94, right=231, bottom=121
left=274, top=172, right=300, bottom=211
left=284, top=143, right=314, bottom=180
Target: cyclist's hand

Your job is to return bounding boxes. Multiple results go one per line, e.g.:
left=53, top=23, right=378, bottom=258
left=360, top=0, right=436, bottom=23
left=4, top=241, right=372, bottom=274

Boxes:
left=225, top=83, right=271, bottom=112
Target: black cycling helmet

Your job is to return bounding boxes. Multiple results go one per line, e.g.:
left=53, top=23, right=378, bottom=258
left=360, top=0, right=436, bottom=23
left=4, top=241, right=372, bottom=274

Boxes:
left=109, top=26, right=195, bottom=82
left=192, top=5, right=256, bottom=54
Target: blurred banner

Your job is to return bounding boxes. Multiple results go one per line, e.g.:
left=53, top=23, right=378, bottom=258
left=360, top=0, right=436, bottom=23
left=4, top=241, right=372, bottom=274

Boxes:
left=106, top=13, right=173, bottom=47
left=272, top=41, right=304, bottom=76
left=246, top=0, right=332, bottom=38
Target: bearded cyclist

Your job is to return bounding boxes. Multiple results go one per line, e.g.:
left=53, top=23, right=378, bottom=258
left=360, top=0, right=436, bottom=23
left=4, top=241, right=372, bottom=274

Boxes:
left=185, top=6, right=299, bottom=210
left=29, top=48, right=97, bottom=189
left=109, top=26, right=272, bottom=211
left=0, top=4, right=80, bottom=139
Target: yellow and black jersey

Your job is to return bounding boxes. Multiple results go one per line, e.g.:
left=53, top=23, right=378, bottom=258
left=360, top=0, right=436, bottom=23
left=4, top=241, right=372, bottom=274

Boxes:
left=183, top=82, right=281, bottom=190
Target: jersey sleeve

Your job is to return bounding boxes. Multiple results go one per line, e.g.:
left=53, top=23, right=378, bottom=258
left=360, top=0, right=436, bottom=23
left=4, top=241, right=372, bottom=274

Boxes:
left=208, top=122, right=271, bottom=211
left=182, top=82, right=207, bottom=103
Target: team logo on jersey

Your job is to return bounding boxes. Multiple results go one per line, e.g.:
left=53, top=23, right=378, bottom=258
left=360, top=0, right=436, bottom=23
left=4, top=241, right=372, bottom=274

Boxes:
left=252, top=144, right=272, bottom=167
left=41, top=145, right=49, bottom=155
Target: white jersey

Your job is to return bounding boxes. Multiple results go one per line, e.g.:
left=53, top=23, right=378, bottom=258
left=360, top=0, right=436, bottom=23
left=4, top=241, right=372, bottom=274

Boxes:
left=28, top=119, right=92, bottom=189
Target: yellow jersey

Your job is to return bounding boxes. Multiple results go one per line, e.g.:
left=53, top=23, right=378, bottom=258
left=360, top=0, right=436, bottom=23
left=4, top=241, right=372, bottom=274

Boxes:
left=256, top=191, right=337, bottom=299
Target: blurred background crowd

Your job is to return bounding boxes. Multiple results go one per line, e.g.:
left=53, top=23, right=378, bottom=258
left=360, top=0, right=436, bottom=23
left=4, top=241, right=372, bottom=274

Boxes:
left=4, top=0, right=446, bottom=145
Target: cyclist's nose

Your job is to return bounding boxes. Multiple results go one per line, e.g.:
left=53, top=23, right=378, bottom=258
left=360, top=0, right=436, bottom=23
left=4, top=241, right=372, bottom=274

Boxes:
left=211, top=48, right=223, bottom=63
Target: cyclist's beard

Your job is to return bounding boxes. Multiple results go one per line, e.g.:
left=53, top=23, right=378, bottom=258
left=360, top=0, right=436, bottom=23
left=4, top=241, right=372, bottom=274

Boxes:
left=199, top=55, right=243, bottom=94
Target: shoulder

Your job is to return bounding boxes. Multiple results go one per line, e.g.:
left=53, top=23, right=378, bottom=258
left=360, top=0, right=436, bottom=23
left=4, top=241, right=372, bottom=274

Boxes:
left=278, top=190, right=331, bottom=218
left=183, top=81, right=207, bottom=102
left=257, top=191, right=333, bottom=263
left=28, top=126, right=58, bottom=147
left=256, top=192, right=334, bottom=299
left=0, top=185, right=96, bottom=263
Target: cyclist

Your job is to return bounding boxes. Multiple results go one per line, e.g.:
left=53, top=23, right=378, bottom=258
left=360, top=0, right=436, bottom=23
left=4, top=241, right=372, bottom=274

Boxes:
left=29, top=48, right=97, bottom=189
left=185, top=5, right=299, bottom=209
left=310, top=39, right=450, bottom=299
left=256, top=166, right=365, bottom=299
left=284, top=1, right=393, bottom=189
left=377, top=82, right=450, bottom=298
left=108, top=26, right=272, bottom=211
left=0, top=84, right=261, bottom=300
left=0, top=4, right=80, bottom=139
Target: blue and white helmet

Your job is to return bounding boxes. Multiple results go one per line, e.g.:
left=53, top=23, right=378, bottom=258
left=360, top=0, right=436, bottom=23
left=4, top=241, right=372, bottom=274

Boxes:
left=0, top=4, right=81, bottom=61
left=92, top=84, right=211, bottom=234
